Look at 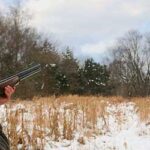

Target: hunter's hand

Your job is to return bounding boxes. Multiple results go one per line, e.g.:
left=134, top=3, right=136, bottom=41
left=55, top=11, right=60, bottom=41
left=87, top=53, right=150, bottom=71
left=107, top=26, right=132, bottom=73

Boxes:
left=0, top=86, right=15, bottom=105
left=4, top=85, right=15, bottom=100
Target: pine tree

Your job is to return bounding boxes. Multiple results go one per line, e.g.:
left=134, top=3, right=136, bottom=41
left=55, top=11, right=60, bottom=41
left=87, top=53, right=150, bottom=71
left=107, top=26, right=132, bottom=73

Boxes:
left=79, top=58, right=110, bottom=95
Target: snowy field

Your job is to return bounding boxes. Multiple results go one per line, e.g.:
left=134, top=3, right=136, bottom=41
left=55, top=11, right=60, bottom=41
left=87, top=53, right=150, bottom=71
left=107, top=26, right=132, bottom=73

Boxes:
left=0, top=96, right=149, bottom=150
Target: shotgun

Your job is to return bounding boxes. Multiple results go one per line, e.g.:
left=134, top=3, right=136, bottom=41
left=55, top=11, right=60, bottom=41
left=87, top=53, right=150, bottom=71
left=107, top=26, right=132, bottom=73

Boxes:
left=0, top=64, right=41, bottom=97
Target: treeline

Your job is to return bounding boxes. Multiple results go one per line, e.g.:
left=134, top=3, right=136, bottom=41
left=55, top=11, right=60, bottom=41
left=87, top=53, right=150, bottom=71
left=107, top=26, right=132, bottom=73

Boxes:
left=0, top=8, right=149, bottom=98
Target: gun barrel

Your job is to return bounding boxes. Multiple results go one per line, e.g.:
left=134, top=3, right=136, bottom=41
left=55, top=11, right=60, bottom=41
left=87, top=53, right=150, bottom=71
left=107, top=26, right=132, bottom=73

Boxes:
left=17, top=64, right=41, bottom=81
left=0, top=64, right=41, bottom=85
left=0, top=64, right=41, bottom=97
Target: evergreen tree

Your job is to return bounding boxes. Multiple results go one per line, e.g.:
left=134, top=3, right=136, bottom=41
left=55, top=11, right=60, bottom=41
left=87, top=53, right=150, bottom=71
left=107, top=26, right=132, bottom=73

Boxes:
left=58, top=47, right=79, bottom=94
left=79, top=58, right=110, bottom=95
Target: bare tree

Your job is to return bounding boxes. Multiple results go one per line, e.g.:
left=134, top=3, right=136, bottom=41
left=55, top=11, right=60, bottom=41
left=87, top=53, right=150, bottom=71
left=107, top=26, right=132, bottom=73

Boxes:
left=109, top=30, right=150, bottom=96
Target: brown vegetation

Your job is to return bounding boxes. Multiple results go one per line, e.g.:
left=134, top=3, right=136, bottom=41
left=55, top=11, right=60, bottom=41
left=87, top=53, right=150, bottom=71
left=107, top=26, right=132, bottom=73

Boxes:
left=0, top=96, right=149, bottom=149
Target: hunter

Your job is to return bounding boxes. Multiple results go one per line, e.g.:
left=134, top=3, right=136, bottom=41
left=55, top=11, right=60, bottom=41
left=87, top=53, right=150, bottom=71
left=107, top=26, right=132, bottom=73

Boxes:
left=0, top=85, right=15, bottom=150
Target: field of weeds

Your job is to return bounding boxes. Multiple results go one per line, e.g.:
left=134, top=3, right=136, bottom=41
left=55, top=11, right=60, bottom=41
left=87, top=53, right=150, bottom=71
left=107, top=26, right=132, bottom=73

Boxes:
left=0, top=96, right=149, bottom=150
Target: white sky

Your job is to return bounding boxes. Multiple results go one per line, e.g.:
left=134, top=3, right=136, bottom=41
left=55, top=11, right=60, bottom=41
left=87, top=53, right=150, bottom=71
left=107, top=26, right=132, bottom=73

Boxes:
left=1, top=0, right=150, bottom=62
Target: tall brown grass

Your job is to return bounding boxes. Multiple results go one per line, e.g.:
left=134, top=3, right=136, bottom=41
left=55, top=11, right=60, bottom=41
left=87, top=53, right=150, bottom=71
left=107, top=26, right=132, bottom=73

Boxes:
left=0, top=96, right=149, bottom=149
left=133, top=97, right=150, bottom=123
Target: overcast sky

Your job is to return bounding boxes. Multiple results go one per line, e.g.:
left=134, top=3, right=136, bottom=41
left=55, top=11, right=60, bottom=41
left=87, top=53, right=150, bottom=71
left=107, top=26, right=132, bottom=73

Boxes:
left=1, top=0, right=150, bottom=62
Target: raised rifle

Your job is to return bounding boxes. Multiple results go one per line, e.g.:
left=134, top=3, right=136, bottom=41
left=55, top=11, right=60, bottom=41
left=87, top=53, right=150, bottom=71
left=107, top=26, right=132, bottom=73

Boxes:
left=0, top=64, right=41, bottom=97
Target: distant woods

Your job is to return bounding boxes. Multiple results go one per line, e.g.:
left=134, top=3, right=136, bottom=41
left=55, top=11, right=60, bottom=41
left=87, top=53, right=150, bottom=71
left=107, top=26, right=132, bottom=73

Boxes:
left=0, top=8, right=149, bottom=98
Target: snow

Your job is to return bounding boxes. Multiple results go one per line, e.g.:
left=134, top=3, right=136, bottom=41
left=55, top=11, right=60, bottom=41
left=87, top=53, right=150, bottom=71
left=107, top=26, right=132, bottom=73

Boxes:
left=50, top=64, right=56, bottom=67
left=43, top=102, right=150, bottom=150
left=0, top=101, right=149, bottom=150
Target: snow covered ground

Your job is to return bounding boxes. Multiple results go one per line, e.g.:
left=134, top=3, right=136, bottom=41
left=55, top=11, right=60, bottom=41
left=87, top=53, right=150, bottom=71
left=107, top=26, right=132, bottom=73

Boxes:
left=0, top=99, right=149, bottom=150
left=44, top=102, right=150, bottom=150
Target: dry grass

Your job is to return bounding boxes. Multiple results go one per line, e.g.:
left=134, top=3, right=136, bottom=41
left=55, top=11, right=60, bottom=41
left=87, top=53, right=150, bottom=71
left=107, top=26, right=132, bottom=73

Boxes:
left=133, top=97, right=150, bottom=123
left=0, top=96, right=149, bottom=149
